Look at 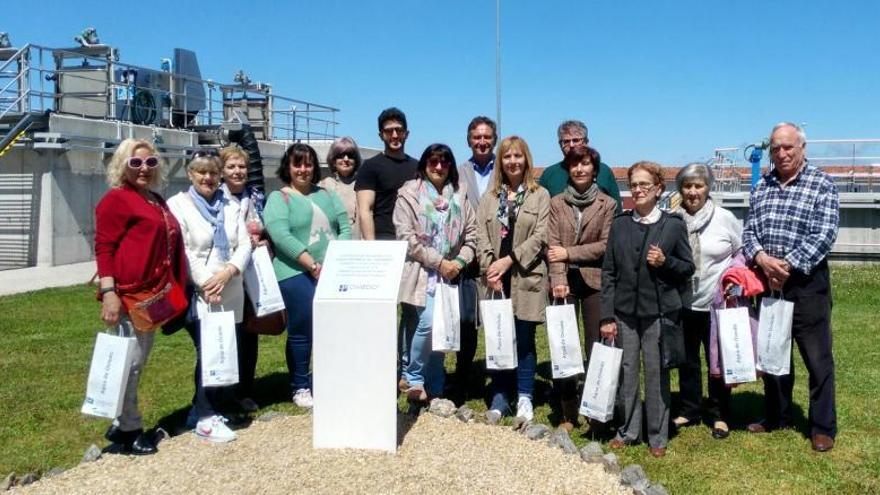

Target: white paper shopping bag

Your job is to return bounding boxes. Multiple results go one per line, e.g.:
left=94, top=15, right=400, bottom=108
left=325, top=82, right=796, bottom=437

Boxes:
left=545, top=303, right=585, bottom=379
left=200, top=307, right=239, bottom=387
left=431, top=282, right=461, bottom=352
left=756, top=295, right=794, bottom=376
left=244, top=245, right=286, bottom=317
left=579, top=341, right=623, bottom=422
left=480, top=296, right=517, bottom=370
left=716, top=306, right=757, bottom=384
left=81, top=323, right=137, bottom=419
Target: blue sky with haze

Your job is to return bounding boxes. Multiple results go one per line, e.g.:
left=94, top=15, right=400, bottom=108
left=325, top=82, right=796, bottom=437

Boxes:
left=7, top=0, right=879, bottom=167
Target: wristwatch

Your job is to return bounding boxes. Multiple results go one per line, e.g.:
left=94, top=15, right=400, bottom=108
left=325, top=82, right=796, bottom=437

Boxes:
left=99, top=286, right=116, bottom=295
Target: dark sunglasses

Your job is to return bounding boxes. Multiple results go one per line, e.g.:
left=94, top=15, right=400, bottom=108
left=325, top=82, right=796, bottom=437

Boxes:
left=126, top=156, right=160, bottom=168
left=335, top=151, right=356, bottom=161
left=192, top=149, right=219, bottom=159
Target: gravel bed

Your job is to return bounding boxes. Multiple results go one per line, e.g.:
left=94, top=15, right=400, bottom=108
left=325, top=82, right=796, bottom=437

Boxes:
left=13, top=414, right=627, bottom=494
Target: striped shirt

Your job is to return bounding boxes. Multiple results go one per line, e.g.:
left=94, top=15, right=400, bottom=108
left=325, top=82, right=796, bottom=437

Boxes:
left=742, top=162, right=839, bottom=274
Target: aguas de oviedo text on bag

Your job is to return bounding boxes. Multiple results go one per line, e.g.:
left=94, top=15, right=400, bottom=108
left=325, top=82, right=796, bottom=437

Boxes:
left=431, top=281, right=461, bottom=352
left=82, top=320, right=138, bottom=419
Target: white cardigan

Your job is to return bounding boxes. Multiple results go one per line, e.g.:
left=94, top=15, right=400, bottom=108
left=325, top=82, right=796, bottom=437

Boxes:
left=167, top=190, right=252, bottom=323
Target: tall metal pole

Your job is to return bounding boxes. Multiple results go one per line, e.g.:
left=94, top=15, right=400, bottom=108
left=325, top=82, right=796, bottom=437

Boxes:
left=495, top=0, right=501, bottom=133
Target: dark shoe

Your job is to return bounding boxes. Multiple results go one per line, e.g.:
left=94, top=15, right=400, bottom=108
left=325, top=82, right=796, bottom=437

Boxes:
left=712, top=421, right=730, bottom=439
left=649, top=446, right=667, bottom=458
left=104, top=426, right=141, bottom=446
left=811, top=434, right=834, bottom=452
left=130, top=432, right=158, bottom=455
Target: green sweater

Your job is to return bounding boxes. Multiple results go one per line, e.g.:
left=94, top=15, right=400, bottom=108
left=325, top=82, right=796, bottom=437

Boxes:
left=538, top=161, right=622, bottom=210
left=264, top=187, right=351, bottom=281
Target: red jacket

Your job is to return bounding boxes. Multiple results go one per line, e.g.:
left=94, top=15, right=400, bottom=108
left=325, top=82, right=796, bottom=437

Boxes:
left=95, top=184, right=188, bottom=294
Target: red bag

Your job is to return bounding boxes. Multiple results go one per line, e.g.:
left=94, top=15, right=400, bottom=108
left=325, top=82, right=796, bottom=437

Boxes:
left=117, top=203, right=188, bottom=331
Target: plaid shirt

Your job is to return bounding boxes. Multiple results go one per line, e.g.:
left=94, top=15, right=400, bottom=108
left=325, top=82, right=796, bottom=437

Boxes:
left=742, top=162, right=839, bottom=274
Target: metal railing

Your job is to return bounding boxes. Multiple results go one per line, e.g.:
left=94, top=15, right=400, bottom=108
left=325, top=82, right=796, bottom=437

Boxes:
left=712, top=139, right=880, bottom=193
left=0, top=43, right=339, bottom=142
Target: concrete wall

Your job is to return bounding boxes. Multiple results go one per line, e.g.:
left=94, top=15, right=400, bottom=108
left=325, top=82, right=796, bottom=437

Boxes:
left=1, top=114, right=381, bottom=268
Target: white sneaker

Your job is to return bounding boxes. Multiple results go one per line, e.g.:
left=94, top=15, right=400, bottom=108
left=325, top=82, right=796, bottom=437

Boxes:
left=195, top=415, right=236, bottom=443
left=516, top=396, right=534, bottom=421
left=293, top=388, right=314, bottom=409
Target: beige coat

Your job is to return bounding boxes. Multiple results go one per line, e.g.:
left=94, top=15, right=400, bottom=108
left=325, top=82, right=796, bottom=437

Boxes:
left=547, top=191, right=615, bottom=290
left=475, top=186, right=550, bottom=322
left=394, top=179, right=477, bottom=307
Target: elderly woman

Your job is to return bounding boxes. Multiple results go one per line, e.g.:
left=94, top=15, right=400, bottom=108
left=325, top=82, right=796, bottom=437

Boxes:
left=672, top=163, right=742, bottom=439
left=600, top=161, right=694, bottom=458
left=318, top=136, right=362, bottom=240
left=547, top=145, right=616, bottom=431
left=168, top=149, right=252, bottom=443
left=219, top=145, right=266, bottom=412
left=264, top=143, right=351, bottom=409
left=95, top=138, right=188, bottom=455
left=476, top=135, right=549, bottom=422
left=394, top=143, right=477, bottom=402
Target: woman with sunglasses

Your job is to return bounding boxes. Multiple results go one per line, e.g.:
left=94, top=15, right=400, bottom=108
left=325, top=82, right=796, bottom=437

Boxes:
left=167, top=149, right=252, bottom=443
left=318, top=136, right=362, bottom=240
left=475, top=135, right=550, bottom=422
left=546, top=145, right=616, bottom=432
left=95, top=138, right=188, bottom=455
left=394, top=144, right=477, bottom=403
left=600, top=161, right=694, bottom=458
left=264, top=143, right=351, bottom=409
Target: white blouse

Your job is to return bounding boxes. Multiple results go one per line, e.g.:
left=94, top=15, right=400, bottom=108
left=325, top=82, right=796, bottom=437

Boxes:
left=167, top=191, right=252, bottom=322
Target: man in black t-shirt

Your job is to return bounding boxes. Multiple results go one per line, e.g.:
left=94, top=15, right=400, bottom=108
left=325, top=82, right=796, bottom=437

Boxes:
left=355, top=107, right=419, bottom=240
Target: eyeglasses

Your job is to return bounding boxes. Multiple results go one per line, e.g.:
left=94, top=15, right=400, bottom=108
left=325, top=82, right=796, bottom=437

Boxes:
left=381, top=126, right=406, bottom=137
left=126, top=156, right=159, bottom=168
left=427, top=157, right=451, bottom=169
left=336, top=151, right=356, bottom=161
left=192, top=149, right=219, bottom=159
left=558, top=137, right=585, bottom=147
left=629, top=181, right=656, bottom=191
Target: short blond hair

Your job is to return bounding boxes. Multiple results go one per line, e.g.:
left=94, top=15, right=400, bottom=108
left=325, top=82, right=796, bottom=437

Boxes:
left=220, top=145, right=249, bottom=167
left=490, top=135, right=539, bottom=194
left=105, top=138, right=167, bottom=188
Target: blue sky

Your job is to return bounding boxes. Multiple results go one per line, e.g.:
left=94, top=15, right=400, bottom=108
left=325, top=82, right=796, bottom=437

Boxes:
left=7, top=1, right=879, bottom=167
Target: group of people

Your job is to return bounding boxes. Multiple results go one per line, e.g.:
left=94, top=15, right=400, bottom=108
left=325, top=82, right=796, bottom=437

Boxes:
left=93, top=107, right=840, bottom=459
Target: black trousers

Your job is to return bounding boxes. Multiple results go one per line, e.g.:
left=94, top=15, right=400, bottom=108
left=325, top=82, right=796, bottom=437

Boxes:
left=761, top=259, right=836, bottom=437
left=187, top=320, right=255, bottom=418
left=678, top=308, right=731, bottom=423
left=453, top=277, right=479, bottom=399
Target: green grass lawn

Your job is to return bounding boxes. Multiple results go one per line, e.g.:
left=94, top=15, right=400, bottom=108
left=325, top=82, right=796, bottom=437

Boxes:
left=1, top=266, right=878, bottom=493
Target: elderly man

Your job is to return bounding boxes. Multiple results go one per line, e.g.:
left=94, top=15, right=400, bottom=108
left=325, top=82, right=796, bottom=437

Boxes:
left=742, top=122, right=840, bottom=452
left=538, top=120, right=621, bottom=208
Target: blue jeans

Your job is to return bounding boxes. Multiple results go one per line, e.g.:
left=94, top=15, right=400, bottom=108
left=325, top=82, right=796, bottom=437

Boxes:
left=488, top=318, right=537, bottom=414
left=279, top=273, right=316, bottom=393
left=401, top=296, right=446, bottom=397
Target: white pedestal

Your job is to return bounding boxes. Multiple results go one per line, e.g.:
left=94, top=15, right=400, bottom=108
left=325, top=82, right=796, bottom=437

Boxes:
left=312, top=240, right=407, bottom=453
